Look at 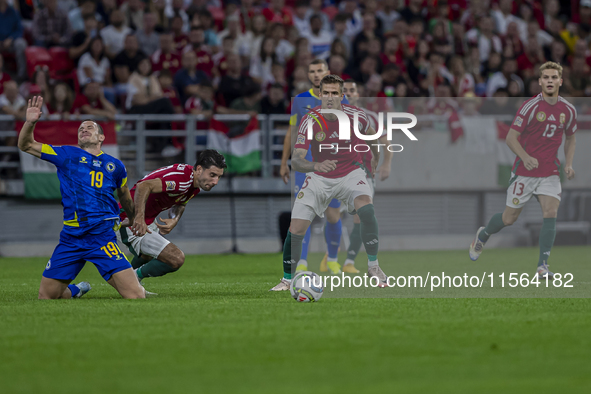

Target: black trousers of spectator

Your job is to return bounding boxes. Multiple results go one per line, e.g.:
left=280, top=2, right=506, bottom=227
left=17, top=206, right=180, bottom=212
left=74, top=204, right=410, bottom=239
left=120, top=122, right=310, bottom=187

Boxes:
left=128, top=97, right=175, bottom=115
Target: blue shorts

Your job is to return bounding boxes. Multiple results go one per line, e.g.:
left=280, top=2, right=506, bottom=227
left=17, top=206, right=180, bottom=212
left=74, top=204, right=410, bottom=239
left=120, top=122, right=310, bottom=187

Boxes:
left=43, top=229, right=131, bottom=281
left=294, top=150, right=340, bottom=208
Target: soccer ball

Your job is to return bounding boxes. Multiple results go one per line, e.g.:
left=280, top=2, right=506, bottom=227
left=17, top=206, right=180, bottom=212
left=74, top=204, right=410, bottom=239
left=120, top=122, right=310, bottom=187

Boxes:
left=290, top=271, right=324, bottom=302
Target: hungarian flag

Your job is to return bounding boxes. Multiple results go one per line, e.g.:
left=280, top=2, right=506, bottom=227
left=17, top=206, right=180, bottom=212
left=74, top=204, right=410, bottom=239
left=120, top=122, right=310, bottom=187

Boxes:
left=17, top=121, right=119, bottom=199
left=206, top=116, right=261, bottom=174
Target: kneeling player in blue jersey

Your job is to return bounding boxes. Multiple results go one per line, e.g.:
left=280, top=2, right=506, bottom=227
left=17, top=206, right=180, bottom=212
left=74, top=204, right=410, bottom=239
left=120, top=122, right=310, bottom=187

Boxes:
left=18, top=96, right=145, bottom=299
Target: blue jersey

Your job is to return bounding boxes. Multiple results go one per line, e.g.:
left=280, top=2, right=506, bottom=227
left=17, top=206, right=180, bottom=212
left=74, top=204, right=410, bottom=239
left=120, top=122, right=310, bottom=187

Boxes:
left=40, top=144, right=127, bottom=236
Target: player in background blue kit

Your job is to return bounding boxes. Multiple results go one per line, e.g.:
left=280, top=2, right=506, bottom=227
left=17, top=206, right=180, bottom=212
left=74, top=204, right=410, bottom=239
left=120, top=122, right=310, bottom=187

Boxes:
left=18, top=96, right=145, bottom=299
left=279, top=59, right=349, bottom=275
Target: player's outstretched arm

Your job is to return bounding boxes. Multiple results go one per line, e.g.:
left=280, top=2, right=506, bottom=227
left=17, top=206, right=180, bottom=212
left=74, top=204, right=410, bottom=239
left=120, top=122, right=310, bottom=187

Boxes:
left=564, top=134, right=576, bottom=180
left=506, top=128, right=538, bottom=171
left=292, top=148, right=336, bottom=173
left=117, top=185, right=135, bottom=224
left=17, top=96, right=44, bottom=158
left=279, top=125, right=292, bottom=184
left=131, top=179, right=163, bottom=236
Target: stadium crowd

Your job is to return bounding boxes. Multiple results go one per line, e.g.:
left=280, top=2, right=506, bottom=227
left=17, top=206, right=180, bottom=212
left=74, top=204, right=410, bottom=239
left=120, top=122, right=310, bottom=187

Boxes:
left=0, top=0, right=590, bottom=169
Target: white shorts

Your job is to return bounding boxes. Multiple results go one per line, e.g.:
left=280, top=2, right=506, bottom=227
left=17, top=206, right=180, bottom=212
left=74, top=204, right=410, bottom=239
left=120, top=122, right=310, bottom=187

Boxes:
left=506, top=173, right=561, bottom=209
left=116, top=222, right=170, bottom=258
left=340, top=175, right=375, bottom=213
left=292, top=169, right=372, bottom=221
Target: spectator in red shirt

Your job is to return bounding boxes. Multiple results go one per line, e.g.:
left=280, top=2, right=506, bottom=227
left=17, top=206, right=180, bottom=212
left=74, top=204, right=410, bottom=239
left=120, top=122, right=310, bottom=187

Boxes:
left=517, top=36, right=545, bottom=79
left=72, top=80, right=117, bottom=119
left=151, top=32, right=181, bottom=75
left=328, top=55, right=351, bottom=81
left=183, top=26, right=214, bottom=77
left=262, top=0, right=293, bottom=27
left=158, top=69, right=182, bottom=113
left=47, top=83, right=74, bottom=119
left=171, top=15, right=189, bottom=52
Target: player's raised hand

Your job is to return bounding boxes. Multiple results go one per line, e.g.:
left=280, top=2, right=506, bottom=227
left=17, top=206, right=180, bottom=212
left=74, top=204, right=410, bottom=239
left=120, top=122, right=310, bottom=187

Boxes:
left=131, top=217, right=151, bottom=237
left=26, top=96, right=43, bottom=124
left=565, top=166, right=575, bottom=180
left=523, top=156, right=538, bottom=171
left=155, top=217, right=177, bottom=235
left=314, top=160, right=338, bottom=173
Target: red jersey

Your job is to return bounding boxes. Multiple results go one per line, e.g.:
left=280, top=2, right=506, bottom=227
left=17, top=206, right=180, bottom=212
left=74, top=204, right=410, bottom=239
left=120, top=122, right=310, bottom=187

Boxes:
left=162, top=87, right=181, bottom=108
left=174, top=34, right=189, bottom=52
left=261, top=7, right=293, bottom=26
left=511, top=94, right=577, bottom=177
left=0, top=72, right=11, bottom=94
left=151, top=50, right=181, bottom=75
left=295, top=104, right=370, bottom=179
left=120, top=163, right=200, bottom=225
left=71, top=94, right=104, bottom=114
left=183, top=46, right=214, bottom=77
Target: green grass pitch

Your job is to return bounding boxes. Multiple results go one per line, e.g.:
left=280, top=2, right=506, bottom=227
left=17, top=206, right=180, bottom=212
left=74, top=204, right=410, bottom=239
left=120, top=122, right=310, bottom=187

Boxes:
left=1, top=246, right=590, bottom=393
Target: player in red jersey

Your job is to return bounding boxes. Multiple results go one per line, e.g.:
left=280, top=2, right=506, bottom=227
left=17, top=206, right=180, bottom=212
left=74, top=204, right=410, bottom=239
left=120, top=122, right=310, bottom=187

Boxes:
left=469, top=62, right=577, bottom=279
left=117, top=150, right=226, bottom=290
left=340, top=79, right=393, bottom=274
left=270, top=75, right=389, bottom=291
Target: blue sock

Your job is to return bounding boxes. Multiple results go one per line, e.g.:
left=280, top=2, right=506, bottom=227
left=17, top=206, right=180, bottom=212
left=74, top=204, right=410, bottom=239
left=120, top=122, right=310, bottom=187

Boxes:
left=324, top=220, right=342, bottom=259
left=300, top=226, right=312, bottom=261
left=68, top=284, right=80, bottom=298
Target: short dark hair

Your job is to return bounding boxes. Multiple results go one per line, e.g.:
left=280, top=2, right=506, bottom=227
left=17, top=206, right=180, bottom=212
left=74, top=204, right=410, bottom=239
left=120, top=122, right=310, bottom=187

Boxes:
left=195, top=149, right=227, bottom=171
left=320, top=74, right=344, bottom=94
left=334, top=13, right=349, bottom=24
left=158, top=69, right=173, bottom=79
left=82, top=119, right=104, bottom=135
left=309, top=58, right=328, bottom=69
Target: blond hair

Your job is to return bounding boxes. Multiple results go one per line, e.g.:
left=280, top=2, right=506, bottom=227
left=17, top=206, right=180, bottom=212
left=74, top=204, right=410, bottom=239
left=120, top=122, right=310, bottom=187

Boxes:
left=539, top=61, right=563, bottom=78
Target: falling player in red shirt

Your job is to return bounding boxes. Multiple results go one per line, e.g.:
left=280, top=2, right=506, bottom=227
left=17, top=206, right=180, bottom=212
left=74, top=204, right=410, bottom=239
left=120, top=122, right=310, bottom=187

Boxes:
left=270, top=75, right=388, bottom=291
left=118, top=150, right=226, bottom=291
left=469, top=62, right=577, bottom=279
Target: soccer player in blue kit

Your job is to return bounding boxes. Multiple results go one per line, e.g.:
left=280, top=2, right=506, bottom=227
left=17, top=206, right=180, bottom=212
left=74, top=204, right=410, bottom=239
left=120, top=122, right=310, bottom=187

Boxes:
left=18, top=97, right=145, bottom=299
left=279, top=59, right=349, bottom=275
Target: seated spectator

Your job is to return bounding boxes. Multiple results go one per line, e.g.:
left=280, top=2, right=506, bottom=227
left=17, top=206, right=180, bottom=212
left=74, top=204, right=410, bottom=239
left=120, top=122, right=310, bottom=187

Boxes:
left=238, top=13, right=267, bottom=63
left=185, top=81, right=215, bottom=118
left=449, top=56, right=475, bottom=97
left=0, top=53, right=11, bottom=94
left=158, top=69, right=182, bottom=114
left=349, top=55, right=379, bottom=84
left=328, top=55, right=351, bottom=81
left=121, top=0, right=145, bottom=31
left=174, top=50, right=208, bottom=105
left=112, top=34, right=147, bottom=86
left=100, top=8, right=133, bottom=59
left=171, top=15, right=189, bottom=52
left=332, top=13, right=352, bottom=60
left=486, top=57, right=523, bottom=97
left=196, top=10, right=220, bottom=49
left=304, top=14, right=334, bottom=59
left=126, top=57, right=174, bottom=115
left=151, top=32, right=181, bottom=75
left=269, top=62, right=287, bottom=93
left=218, top=14, right=246, bottom=55
left=292, top=0, right=311, bottom=36
left=183, top=26, right=214, bottom=77
left=137, top=12, right=160, bottom=57
left=32, top=0, right=72, bottom=48
left=69, top=0, right=101, bottom=32
left=78, top=37, right=112, bottom=88
left=213, top=36, right=235, bottom=77
left=165, top=0, right=190, bottom=33
left=97, top=0, right=117, bottom=28
left=217, top=54, right=256, bottom=111
left=270, top=23, right=294, bottom=63
left=20, top=66, right=51, bottom=101
left=250, top=37, right=277, bottom=87
left=69, top=14, right=99, bottom=64
left=466, top=16, right=502, bottom=63
left=0, top=80, right=25, bottom=117
left=71, top=80, right=117, bottom=119
left=261, top=83, right=287, bottom=114
left=47, top=83, right=74, bottom=119
left=227, top=81, right=262, bottom=118
left=0, top=0, right=27, bottom=81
